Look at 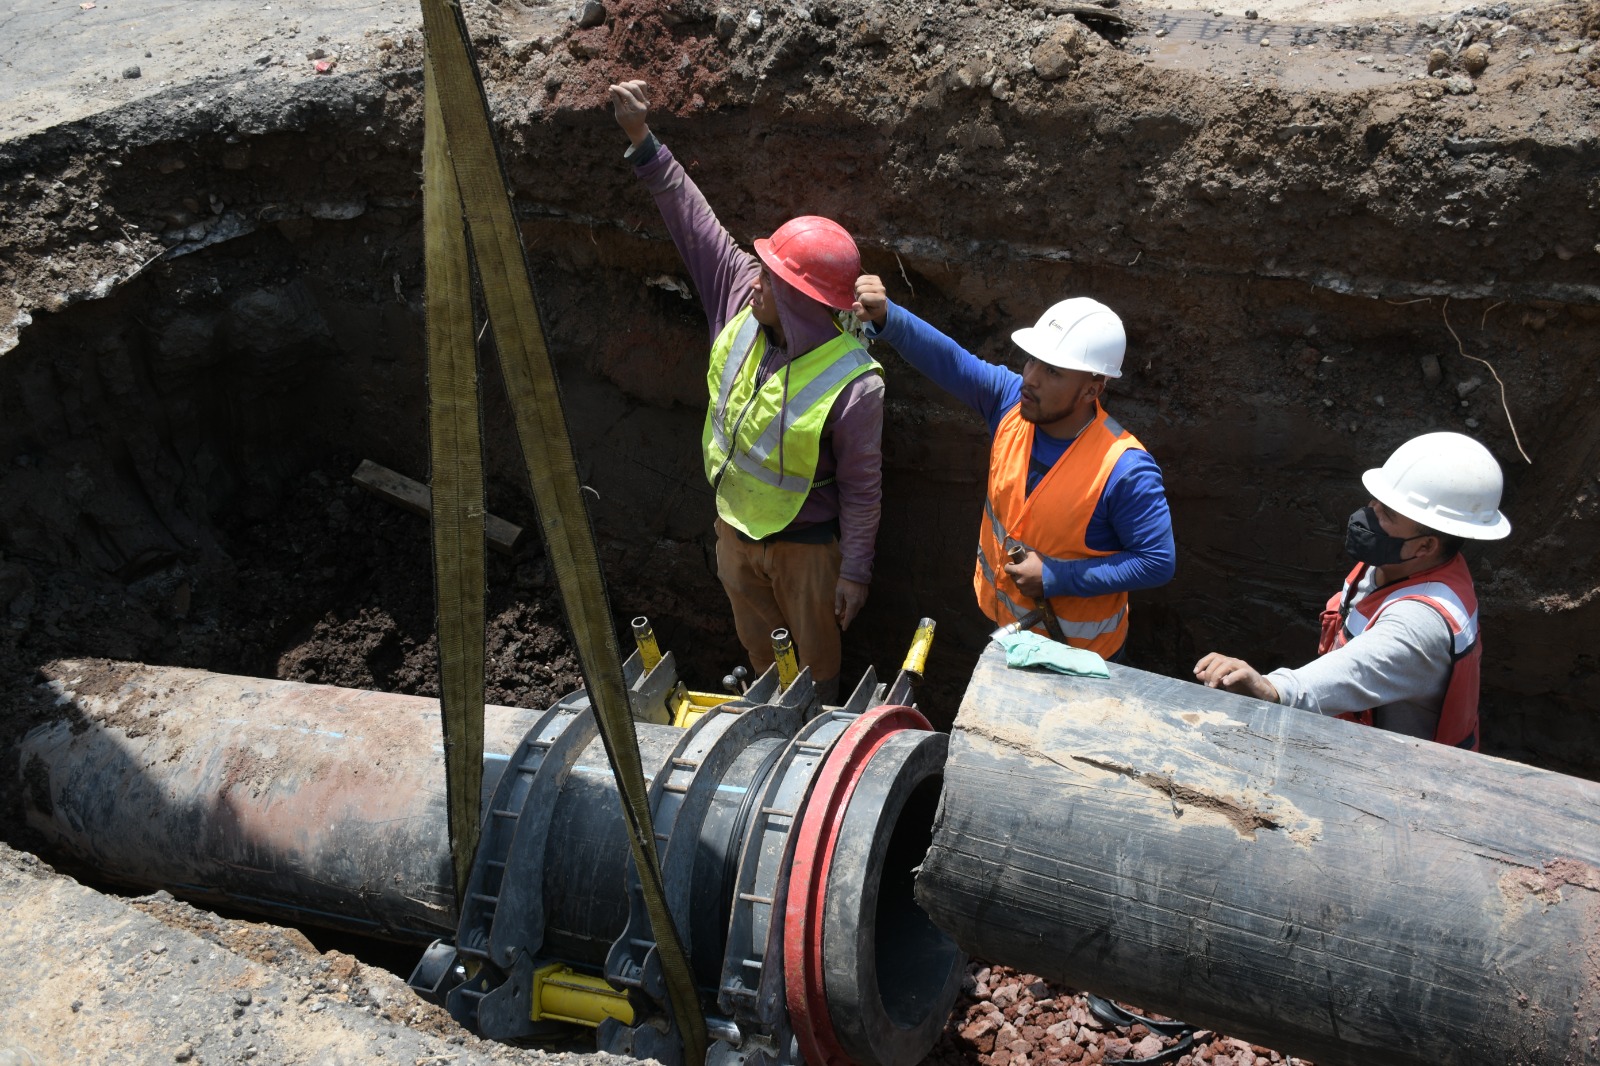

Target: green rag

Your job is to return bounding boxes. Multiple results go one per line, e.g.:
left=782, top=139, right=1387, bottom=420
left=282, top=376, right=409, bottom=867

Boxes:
left=994, top=631, right=1110, bottom=678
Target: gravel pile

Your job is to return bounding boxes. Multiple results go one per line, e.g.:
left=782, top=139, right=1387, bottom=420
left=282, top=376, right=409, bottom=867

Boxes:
left=926, top=962, right=1315, bottom=1066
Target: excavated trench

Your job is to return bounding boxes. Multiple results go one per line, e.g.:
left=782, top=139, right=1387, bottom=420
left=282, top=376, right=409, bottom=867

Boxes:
left=2, top=0, right=1600, bottom=1059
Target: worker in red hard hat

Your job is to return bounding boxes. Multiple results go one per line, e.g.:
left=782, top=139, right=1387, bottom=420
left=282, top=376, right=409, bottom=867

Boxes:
left=608, top=79, right=884, bottom=703
left=1195, top=432, right=1512, bottom=750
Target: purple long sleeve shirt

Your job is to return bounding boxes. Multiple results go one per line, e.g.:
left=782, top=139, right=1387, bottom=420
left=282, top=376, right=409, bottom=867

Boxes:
left=629, top=139, right=885, bottom=584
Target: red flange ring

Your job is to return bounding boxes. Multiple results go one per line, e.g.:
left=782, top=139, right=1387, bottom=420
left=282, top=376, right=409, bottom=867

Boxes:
left=784, top=705, right=931, bottom=1066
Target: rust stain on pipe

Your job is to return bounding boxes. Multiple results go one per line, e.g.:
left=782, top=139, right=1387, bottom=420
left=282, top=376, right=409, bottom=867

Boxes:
left=22, top=659, right=550, bottom=940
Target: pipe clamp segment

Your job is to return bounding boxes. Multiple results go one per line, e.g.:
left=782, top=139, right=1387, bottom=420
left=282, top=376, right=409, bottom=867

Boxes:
left=783, top=705, right=931, bottom=1066
left=716, top=710, right=856, bottom=1026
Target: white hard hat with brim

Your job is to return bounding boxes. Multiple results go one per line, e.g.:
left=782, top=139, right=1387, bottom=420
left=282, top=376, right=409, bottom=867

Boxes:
left=1362, top=431, right=1512, bottom=541
left=1011, top=297, right=1125, bottom=378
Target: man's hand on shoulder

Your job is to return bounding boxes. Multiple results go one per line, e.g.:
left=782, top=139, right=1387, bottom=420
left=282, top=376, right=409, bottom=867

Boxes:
left=608, top=79, right=651, bottom=148
left=1193, top=653, right=1280, bottom=702
left=835, top=578, right=868, bottom=631
left=853, top=275, right=888, bottom=328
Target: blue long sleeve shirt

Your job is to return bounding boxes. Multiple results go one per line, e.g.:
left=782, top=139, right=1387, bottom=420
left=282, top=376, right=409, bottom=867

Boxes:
left=868, top=300, right=1176, bottom=600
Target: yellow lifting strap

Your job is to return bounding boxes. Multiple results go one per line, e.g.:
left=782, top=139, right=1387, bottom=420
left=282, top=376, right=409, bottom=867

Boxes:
left=417, top=1, right=707, bottom=1061
left=423, top=51, right=486, bottom=911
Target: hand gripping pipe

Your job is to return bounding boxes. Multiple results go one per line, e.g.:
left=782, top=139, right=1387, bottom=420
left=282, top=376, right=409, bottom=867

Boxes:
left=917, top=645, right=1600, bottom=1066
left=18, top=652, right=964, bottom=1066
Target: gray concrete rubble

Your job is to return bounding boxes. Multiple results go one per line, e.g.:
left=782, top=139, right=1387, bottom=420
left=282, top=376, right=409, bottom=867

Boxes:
left=0, top=842, right=637, bottom=1066
left=0, top=0, right=417, bottom=142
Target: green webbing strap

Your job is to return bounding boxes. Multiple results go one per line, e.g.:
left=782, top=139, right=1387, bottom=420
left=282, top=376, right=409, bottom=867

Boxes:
left=423, top=59, right=488, bottom=907
left=418, top=2, right=708, bottom=1061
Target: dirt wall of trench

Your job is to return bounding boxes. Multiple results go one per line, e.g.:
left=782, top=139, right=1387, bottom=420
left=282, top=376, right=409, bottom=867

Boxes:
left=1, top=0, right=1599, bottom=783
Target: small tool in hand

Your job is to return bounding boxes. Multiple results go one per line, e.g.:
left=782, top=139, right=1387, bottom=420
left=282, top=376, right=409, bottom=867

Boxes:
left=1007, top=542, right=1066, bottom=642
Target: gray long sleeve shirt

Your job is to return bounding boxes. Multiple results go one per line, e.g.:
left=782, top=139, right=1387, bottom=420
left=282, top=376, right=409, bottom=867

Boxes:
left=1267, top=569, right=1454, bottom=740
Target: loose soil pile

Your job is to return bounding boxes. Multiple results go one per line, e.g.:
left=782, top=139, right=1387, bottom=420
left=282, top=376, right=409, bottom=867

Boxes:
left=0, top=460, right=597, bottom=840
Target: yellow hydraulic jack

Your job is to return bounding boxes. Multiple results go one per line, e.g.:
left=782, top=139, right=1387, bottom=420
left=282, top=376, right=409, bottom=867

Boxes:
left=627, top=617, right=809, bottom=730
left=440, top=956, right=635, bottom=1030
left=529, top=962, right=636, bottom=1027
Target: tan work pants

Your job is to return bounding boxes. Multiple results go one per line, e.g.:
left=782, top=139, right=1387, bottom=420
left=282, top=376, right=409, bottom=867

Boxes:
left=714, top=518, right=842, bottom=692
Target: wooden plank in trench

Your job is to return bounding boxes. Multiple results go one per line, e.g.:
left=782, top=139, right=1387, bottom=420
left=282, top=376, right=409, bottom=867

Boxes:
left=351, top=459, right=523, bottom=555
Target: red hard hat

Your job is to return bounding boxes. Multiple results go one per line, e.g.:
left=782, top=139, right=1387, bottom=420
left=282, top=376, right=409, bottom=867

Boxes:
left=753, top=216, right=861, bottom=311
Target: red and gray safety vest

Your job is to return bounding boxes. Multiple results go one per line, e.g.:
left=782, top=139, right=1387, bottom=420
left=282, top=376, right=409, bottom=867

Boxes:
left=1318, top=555, right=1483, bottom=750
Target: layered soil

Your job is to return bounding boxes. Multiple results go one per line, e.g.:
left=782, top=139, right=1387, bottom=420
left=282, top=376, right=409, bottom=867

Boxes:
left=4, top=0, right=1599, bottom=772
left=2, top=0, right=1600, bottom=1061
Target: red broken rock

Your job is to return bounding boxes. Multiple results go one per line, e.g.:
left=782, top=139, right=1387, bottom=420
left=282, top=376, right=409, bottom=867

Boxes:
left=962, top=1016, right=1000, bottom=1053
left=930, top=961, right=1314, bottom=1066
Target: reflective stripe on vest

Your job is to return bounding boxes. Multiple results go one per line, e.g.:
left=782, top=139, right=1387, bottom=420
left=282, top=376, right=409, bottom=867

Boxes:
left=708, top=313, right=764, bottom=454
left=975, top=503, right=1128, bottom=641
left=973, top=402, right=1145, bottom=658
left=744, top=346, right=879, bottom=466
left=701, top=307, right=881, bottom=539
left=1320, top=556, right=1483, bottom=750
left=1342, top=578, right=1479, bottom=657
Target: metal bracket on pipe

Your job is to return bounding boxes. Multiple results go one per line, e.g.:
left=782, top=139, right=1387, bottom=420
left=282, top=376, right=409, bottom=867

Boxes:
left=605, top=699, right=803, bottom=999
left=624, top=645, right=680, bottom=725
left=485, top=702, right=599, bottom=968
left=837, top=666, right=881, bottom=715
left=455, top=692, right=594, bottom=967
left=717, top=710, right=861, bottom=1052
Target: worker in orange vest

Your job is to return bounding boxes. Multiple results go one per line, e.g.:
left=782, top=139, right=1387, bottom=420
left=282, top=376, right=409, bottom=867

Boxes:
left=1195, top=432, right=1511, bottom=749
left=854, top=276, right=1175, bottom=662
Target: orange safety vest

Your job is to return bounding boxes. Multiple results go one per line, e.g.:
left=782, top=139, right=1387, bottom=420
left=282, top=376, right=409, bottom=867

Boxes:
left=1317, top=555, right=1482, bottom=751
left=974, top=402, right=1144, bottom=658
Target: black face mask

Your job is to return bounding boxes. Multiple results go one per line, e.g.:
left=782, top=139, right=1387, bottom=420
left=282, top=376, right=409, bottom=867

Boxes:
left=1344, top=504, right=1425, bottom=566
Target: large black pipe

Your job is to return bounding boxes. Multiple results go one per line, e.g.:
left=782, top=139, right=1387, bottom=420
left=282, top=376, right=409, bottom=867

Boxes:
left=20, top=659, right=547, bottom=939
left=18, top=659, right=964, bottom=1066
left=916, top=645, right=1600, bottom=1066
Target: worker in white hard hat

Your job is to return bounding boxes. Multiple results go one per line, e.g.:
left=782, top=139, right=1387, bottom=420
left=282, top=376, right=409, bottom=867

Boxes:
left=853, top=276, right=1175, bottom=661
left=1195, top=432, right=1511, bottom=750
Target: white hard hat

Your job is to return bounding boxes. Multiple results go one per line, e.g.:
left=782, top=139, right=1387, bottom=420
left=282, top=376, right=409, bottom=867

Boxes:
left=1361, top=431, right=1511, bottom=541
left=1010, top=298, right=1125, bottom=378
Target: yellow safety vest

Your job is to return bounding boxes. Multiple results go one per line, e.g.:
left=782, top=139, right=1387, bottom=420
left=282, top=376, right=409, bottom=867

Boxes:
left=702, top=308, right=881, bottom=539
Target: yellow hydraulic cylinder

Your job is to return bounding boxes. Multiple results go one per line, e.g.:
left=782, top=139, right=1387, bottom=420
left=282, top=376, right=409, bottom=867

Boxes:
left=902, top=617, right=937, bottom=681
left=669, top=682, right=734, bottom=729
left=631, top=616, right=663, bottom=673
left=772, top=628, right=800, bottom=690
left=530, top=962, right=635, bottom=1027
